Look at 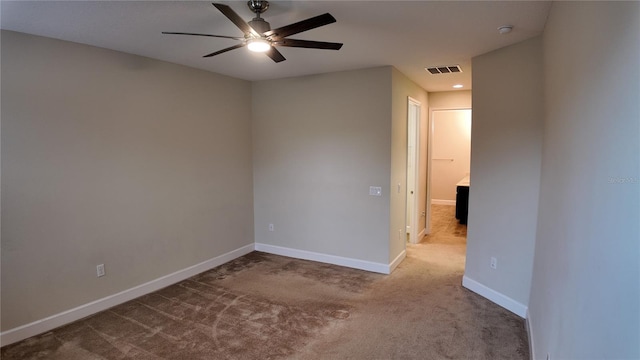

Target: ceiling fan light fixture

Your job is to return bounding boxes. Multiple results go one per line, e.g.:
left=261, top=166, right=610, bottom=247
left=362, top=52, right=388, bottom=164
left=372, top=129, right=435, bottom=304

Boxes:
left=247, top=38, right=271, bottom=52
left=163, top=3, right=342, bottom=63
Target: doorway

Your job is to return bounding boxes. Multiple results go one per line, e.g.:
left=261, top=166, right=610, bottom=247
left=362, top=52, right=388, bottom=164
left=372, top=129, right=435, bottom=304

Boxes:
left=427, top=108, right=471, bottom=232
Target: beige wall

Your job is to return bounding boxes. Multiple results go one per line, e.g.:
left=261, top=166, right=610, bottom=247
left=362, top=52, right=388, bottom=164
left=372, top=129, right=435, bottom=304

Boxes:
left=465, top=36, right=543, bottom=308
left=427, top=91, right=472, bottom=207
left=429, top=90, right=471, bottom=109
left=430, top=109, right=471, bottom=201
left=529, top=2, right=640, bottom=359
left=391, top=68, right=428, bottom=253
left=252, top=67, right=393, bottom=264
left=2, top=34, right=426, bottom=334
left=1, top=31, right=254, bottom=330
left=252, top=66, right=427, bottom=266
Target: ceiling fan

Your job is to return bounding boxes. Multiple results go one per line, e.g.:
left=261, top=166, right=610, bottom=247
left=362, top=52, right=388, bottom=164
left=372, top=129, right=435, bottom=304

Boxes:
left=162, top=1, right=343, bottom=63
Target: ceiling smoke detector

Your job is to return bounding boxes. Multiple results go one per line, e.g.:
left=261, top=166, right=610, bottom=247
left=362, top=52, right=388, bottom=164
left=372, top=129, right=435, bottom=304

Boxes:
left=498, top=25, right=513, bottom=34
left=425, top=65, right=462, bottom=75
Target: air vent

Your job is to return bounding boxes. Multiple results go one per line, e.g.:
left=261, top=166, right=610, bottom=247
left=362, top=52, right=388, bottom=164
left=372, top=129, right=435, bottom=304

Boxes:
left=426, top=65, right=462, bottom=74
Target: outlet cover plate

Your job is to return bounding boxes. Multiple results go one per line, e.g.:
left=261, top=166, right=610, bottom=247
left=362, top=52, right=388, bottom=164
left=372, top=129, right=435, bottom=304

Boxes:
left=96, top=264, right=105, bottom=277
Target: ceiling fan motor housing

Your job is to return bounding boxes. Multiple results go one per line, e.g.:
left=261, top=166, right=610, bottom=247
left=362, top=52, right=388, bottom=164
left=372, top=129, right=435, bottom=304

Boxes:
left=249, top=18, right=271, bottom=34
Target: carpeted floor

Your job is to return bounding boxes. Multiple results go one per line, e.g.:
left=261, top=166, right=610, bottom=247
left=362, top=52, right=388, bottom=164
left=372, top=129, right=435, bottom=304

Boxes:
left=1, top=205, right=529, bottom=359
left=423, top=203, right=468, bottom=244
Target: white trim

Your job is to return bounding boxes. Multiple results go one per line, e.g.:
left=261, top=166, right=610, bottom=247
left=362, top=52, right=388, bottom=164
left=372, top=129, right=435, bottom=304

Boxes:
left=526, top=309, right=536, bottom=360
left=0, top=244, right=255, bottom=347
left=418, top=228, right=426, bottom=241
left=255, top=243, right=395, bottom=274
left=407, top=96, right=422, bottom=245
left=462, top=275, right=527, bottom=318
left=431, top=199, right=456, bottom=206
left=426, top=109, right=433, bottom=235
left=389, top=250, right=406, bottom=273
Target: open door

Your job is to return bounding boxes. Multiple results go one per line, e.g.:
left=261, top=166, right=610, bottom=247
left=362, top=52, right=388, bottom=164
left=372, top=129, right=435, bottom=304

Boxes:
left=406, top=97, right=421, bottom=244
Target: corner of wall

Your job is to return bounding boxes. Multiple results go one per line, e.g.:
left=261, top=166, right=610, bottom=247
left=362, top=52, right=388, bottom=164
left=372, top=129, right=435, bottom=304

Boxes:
left=525, top=309, right=536, bottom=360
left=465, top=35, right=543, bottom=313
left=462, top=275, right=528, bottom=318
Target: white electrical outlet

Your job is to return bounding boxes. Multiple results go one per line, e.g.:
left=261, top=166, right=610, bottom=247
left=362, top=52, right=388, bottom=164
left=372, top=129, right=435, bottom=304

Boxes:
left=96, top=264, right=105, bottom=277
left=490, top=257, right=497, bottom=269
left=268, top=223, right=274, bottom=231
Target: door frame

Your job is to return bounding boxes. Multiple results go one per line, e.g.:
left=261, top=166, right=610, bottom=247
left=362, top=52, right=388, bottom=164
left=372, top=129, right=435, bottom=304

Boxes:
left=406, top=97, right=421, bottom=244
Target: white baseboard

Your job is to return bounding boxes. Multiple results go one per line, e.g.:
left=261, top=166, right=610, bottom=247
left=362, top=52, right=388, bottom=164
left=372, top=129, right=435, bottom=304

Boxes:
left=462, top=275, right=527, bottom=318
left=418, top=228, right=426, bottom=240
left=0, top=243, right=255, bottom=347
left=254, top=243, right=396, bottom=274
left=389, top=250, right=406, bottom=273
left=431, top=199, right=456, bottom=206
left=526, top=309, right=536, bottom=360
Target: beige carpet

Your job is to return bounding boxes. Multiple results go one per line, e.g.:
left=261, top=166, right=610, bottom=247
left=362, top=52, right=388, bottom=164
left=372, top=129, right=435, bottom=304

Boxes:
left=1, top=205, right=528, bottom=359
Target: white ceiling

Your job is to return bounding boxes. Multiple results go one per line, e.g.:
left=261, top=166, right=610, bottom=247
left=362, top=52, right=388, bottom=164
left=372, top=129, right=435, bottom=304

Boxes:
left=0, top=1, right=552, bottom=92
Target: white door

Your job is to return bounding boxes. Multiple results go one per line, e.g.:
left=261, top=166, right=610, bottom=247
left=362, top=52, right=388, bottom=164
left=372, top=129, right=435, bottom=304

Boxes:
left=406, top=98, right=421, bottom=244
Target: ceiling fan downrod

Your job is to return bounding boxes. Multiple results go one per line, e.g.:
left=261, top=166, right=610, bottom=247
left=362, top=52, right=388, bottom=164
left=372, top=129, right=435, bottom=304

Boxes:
left=247, top=0, right=271, bottom=35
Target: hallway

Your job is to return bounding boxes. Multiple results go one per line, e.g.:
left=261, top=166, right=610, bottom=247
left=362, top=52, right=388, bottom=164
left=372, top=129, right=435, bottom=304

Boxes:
left=422, top=204, right=467, bottom=246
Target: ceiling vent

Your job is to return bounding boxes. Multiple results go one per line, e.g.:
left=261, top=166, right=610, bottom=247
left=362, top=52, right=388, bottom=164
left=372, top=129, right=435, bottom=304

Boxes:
left=426, top=65, right=462, bottom=74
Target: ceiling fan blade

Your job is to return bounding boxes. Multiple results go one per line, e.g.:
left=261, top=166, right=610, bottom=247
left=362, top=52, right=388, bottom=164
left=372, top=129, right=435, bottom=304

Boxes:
left=203, top=43, right=246, bottom=58
left=276, top=38, right=343, bottom=50
left=265, top=47, right=286, bottom=63
left=162, top=32, right=244, bottom=41
left=264, top=13, right=336, bottom=39
left=212, top=3, right=260, bottom=37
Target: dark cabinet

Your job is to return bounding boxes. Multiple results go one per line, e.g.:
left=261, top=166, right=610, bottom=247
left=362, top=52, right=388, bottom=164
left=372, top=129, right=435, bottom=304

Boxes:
left=455, top=176, right=470, bottom=225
